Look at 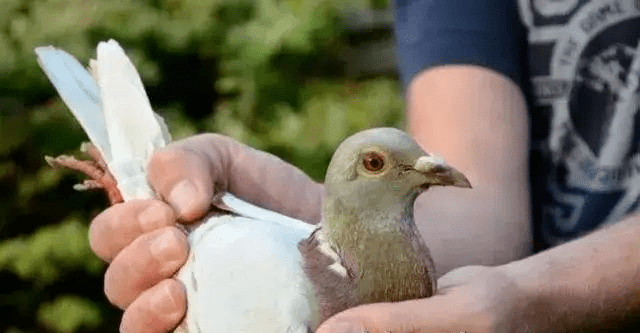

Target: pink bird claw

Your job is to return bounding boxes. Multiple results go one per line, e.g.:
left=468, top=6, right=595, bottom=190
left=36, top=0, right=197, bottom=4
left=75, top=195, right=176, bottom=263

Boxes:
left=73, top=179, right=105, bottom=191
left=45, top=142, right=123, bottom=205
left=80, top=142, right=109, bottom=170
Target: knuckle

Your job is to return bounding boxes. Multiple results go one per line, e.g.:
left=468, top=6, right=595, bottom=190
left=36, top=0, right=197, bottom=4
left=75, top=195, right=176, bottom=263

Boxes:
left=107, top=228, right=182, bottom=283
left=121, top=305, right=162, bottom=333
left=157, top=279, right=187, bottom=319
left=100, top=226, right=187, bottom=312
left=186, top=132, right=227, bottom=145
left=156, top=201, right=177, bottom=223
left=88, top=221, right=106, bottom=260
left=120, top=280, right=186, bottom=333
left=147, top=147, right=209, bottom=196
left=90, top=201, right=149, bottom=262
left=138, top=200, right=176, bottom=231
left=103, top=234, right=155, bottom=308
left=89, top=206, right=119, bottom=261
left=149, top=228, right=189, bottom=274
left=148, top=148, right=184, bottom=172
left=104, top=266, right=129, bottom=309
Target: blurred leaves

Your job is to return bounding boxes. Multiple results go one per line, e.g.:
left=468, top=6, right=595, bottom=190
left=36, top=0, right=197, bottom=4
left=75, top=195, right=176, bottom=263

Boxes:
left=212, top=78, right=403, bottom=180
left=38, top=295, right=102, bottom=333
left=0, top=217, right=103, bottom=286
left=0, top=0, right=402, bottom=332
left=0, top=98, right=29, bottom=156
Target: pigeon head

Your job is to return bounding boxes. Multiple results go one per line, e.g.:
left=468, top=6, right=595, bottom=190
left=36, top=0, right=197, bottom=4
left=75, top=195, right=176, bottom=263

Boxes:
left=324, top=127, right=471, bottom=212
left=320, top=128, right=471, bottom=304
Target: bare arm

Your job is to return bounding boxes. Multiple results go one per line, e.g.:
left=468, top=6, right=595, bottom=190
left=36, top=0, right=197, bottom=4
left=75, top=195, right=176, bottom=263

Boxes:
left=407, top=65, right=532, bottom=275
left=504, top=213, right=640, bottom=331
left=317, top=66, right=640, bottom=332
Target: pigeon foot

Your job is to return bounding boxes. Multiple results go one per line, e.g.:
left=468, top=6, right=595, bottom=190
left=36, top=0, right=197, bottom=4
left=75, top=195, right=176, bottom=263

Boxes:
left=45, top=142, right=123, bottom=205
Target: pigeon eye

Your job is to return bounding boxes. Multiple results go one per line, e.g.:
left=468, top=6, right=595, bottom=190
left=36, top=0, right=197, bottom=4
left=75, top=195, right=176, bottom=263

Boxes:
left=363, top=152, right=385, bottom=172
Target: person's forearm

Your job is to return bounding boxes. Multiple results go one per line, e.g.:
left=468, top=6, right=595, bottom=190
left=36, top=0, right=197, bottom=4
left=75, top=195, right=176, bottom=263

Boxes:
left=415, top=179, right=531, bottom=277
left=407, top=65, right=532, bottom=276
left=503, top=215, right=640, bottom=331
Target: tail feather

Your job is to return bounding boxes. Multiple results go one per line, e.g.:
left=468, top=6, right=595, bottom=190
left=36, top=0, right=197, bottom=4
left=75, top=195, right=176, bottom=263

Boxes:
left=36, top=40, right=171, bottom=200
left=34, top=46, right=111, bottom=162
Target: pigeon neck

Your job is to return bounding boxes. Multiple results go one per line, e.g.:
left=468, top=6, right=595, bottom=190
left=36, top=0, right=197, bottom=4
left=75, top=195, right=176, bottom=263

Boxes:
left=322, top=194, right=435, bottom=303
left=322, top=192, right=418, bottom=237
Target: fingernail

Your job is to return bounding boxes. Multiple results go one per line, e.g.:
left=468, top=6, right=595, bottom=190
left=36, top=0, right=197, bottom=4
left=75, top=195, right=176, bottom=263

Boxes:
left=150, top=230, right=184, bottom=267
left=168, top=180, right=198, bottom=218
left=138, top=201, right=168, bottom=231
left=119, top=314, right=134, bottom=333
left=152, top=282, right=180, bottom=316
left=320, top=320, right=366, bottom=333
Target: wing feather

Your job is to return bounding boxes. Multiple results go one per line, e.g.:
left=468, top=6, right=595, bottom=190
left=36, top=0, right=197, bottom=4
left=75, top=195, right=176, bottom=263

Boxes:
left=34, top=46, right=111, bottom=161
left=37, top=40, right=321, bottom=333
left=95, top=39, right=170, bottom=200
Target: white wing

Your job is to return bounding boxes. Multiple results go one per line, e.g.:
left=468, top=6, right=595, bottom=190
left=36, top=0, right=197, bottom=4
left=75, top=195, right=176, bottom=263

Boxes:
left=95, top=39, right=170, bottom=200
left=35, top=40, right=169, bottom=200
left=220, top=193, right=313, bottom=227
left=34, top=46, right=111, bottom=162
left=36, top=40, right=319, bottom=332
left=177, top=214, right=318, bottom=333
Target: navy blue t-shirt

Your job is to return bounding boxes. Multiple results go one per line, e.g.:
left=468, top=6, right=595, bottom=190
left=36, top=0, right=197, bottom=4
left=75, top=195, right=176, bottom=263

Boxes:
left=393, top=0, right=640, bottom=251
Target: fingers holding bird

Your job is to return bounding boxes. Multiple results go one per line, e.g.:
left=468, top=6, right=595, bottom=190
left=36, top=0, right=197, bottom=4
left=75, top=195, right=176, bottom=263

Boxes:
left=89, top=199, right=176, bottom=262
left=120, top=278, right=187, bottom=333
left=104, top=226, right=188, bottom=309
left=147, top=142, right=215, bottom=223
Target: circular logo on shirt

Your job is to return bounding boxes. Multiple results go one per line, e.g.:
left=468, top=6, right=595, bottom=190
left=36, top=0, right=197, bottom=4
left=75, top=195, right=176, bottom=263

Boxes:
left=533, top=0, right=580, bottom=17
left=549, top=1, right=640, bottom=189
left=527, top=0, right=640, bottom=244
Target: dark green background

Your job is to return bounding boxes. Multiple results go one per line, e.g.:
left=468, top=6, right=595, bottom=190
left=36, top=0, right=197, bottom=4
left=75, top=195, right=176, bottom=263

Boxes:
left=0, top=0, right=404, bottom=331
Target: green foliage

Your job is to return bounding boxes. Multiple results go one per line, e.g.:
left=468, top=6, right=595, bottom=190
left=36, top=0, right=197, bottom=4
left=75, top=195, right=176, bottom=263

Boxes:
left=212, top=78, right=403, bottom=180
left=0, top=0, right=403, bottom=332
left=38, top=295, right=102, bottom=333
left=0, top=218, right=102, bottom=286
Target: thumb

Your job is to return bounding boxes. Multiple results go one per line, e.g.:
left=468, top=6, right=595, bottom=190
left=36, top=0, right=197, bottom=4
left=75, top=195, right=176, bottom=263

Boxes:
left=316, top=300, right=435, bottom=333
left=147, top=139, right=217, bottom=223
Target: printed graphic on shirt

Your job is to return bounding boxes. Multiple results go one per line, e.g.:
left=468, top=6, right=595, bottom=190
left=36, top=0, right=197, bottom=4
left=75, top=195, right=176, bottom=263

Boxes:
left=519, top=0, right=640, bottom=247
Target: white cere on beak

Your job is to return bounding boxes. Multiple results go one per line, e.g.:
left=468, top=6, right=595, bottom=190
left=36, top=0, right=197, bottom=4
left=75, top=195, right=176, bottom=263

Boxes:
left=414, top=154, right=447, bottom=173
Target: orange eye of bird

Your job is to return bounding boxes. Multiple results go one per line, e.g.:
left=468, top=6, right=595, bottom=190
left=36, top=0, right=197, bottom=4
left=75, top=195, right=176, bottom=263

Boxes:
left=363, top=152, right=385, bottom=172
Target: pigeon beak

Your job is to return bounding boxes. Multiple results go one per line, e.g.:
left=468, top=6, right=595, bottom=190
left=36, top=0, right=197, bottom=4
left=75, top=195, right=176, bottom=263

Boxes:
left=414, top=155, right=472, bottom=189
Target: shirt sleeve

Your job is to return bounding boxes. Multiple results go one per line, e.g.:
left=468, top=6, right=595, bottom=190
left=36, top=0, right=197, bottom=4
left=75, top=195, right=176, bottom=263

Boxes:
left=392, top=0, right=526, bottom=88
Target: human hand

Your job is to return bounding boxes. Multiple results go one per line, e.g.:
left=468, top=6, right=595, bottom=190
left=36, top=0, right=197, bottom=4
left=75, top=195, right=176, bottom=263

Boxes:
left=316, top=265, right=525, bottom=333
left=88, top=133, right=324, bottom=333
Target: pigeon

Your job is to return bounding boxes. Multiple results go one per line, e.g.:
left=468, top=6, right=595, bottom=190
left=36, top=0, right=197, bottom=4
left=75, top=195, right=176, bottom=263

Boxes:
left=35, top=40, right=471, bottom=333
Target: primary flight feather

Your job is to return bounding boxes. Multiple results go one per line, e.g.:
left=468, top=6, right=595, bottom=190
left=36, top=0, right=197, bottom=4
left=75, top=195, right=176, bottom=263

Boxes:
left=36, top=40, right=471, bottom=333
